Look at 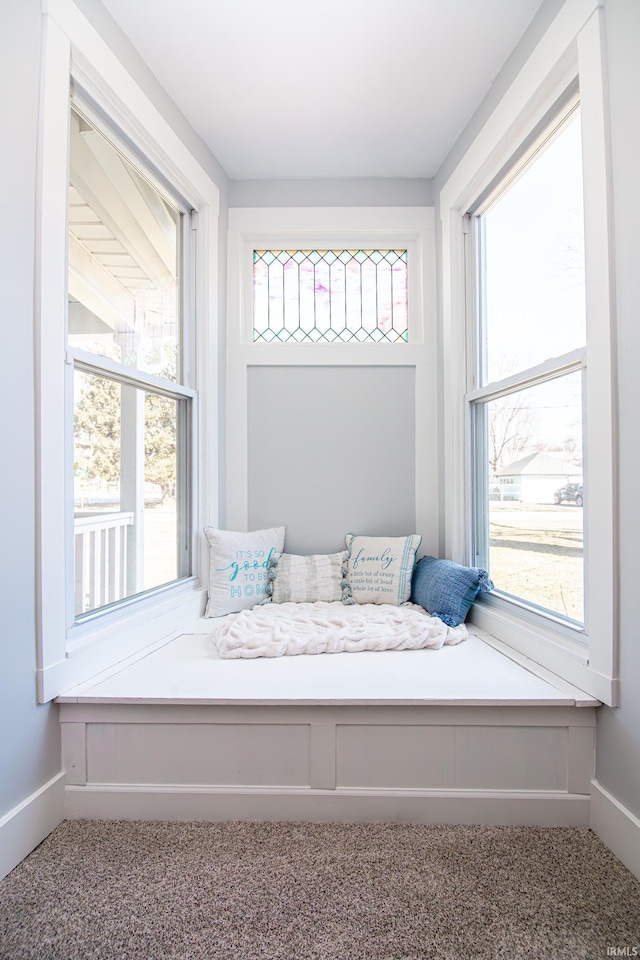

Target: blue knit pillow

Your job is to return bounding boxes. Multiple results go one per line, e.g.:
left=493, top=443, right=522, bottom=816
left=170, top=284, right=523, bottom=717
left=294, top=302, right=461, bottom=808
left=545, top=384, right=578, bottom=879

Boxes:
left=410, top=556, right=494, bottom=627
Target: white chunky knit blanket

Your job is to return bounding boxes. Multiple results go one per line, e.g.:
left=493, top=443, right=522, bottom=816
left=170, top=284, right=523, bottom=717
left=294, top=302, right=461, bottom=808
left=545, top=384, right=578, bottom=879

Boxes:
left=212, top=601, right=467, bottom=659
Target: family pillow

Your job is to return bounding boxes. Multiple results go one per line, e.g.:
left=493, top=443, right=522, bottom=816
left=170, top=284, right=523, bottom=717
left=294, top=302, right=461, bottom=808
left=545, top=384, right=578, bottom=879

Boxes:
left=344, top=533, right=422, bottom=606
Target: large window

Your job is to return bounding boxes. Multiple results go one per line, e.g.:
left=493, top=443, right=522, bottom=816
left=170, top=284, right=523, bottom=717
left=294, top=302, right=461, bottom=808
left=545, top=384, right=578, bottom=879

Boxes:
left=440, top=6, right=616, bottom=704
left=468, top=104, right=587, bottom=629
left=68, top=105, right=194, bottom=620
left=37, top=6, right=219, bottom=702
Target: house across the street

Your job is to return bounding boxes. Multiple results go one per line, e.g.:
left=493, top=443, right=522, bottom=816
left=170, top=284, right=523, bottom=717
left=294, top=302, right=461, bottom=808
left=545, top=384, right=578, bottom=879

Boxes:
left=494, top=451, right=583, bottom=504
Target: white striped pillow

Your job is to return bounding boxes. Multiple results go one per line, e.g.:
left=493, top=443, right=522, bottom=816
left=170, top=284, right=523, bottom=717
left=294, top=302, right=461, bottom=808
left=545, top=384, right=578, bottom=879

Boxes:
left=266, top=551, right=350, bottom=604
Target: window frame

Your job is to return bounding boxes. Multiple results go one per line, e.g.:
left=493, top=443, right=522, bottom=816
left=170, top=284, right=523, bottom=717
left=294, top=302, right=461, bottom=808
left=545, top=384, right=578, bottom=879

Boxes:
left=251, top=246, right=411, bottom=345
left=466, top=96, right=588, bottom=635
left=230, top=211, right=426, bottom=350
left=36, top=0, right=220, bottom=702
left=438, top=3, right=617, bottom=705
left=68, top=351, right=196, bottom=622
left=66, top=96, right=196, bottom=624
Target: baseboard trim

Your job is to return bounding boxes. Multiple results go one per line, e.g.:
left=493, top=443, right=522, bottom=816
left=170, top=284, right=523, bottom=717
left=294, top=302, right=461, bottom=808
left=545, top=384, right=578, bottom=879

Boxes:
left=590, top=779, right=640, bottom=881
left=0, top=773, right=65, bottom=881
left=65, top=784, right=590, bottom=826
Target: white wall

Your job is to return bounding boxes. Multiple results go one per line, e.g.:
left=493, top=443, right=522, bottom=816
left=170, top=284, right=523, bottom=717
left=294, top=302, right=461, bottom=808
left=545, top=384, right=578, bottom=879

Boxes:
left=230, top=178, right=432, bottom=208
left=247, top=366, right=417, bottom=553
left=0, top=0, right=62, bottom=825
left=592, top=0, right=640, bottom=821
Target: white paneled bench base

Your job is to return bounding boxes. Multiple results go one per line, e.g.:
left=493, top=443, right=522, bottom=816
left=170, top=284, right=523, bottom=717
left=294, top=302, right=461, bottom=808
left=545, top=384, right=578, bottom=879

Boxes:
left=57, top=631, right=598, bottom=826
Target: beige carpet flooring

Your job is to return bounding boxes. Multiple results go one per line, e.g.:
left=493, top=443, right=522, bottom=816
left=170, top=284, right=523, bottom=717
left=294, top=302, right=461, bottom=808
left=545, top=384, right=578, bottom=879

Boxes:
left=1, top=821, right=639, bottom=959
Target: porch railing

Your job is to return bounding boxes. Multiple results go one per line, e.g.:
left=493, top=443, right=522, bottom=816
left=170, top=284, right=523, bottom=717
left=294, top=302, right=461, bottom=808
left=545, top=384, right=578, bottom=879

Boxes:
left=74, top=511, right=135, bottom=616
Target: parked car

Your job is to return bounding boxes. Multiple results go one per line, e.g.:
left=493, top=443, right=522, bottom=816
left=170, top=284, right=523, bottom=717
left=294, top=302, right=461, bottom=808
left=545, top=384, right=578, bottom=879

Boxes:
left=554, top=482, right=583, bottom=506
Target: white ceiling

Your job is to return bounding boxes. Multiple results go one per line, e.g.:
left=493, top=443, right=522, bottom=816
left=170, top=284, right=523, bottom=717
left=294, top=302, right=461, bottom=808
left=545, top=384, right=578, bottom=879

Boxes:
left=101, top=0, right=545, bottom=181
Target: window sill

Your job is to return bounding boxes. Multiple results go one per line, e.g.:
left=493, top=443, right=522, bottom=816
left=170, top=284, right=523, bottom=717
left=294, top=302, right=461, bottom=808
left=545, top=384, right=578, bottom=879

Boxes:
left=67, top=578, right=202, bottom=653
left=37, top=580, right=207, bottom=703
left=469, top=597, right=616, bottom=706
left=56, top=627, right=600, bottom=708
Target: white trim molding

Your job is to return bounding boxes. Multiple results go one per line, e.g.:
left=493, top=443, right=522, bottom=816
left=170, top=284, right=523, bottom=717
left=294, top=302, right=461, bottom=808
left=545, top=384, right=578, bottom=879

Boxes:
left=590, top=779, right=640, bottom=882
left=65, top=783, right=590, bottom=827
left=0, top=775, right=65, bottom=881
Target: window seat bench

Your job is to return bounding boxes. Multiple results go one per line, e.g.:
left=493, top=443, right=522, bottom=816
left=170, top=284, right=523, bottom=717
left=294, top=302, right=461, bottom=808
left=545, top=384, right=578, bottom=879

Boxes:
left=56, top=626, right=599, bottom=827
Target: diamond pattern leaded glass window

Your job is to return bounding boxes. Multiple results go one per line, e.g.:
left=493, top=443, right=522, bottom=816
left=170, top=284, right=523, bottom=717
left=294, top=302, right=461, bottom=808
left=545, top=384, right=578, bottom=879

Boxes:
left=253, top=249, right=408, bottom=343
